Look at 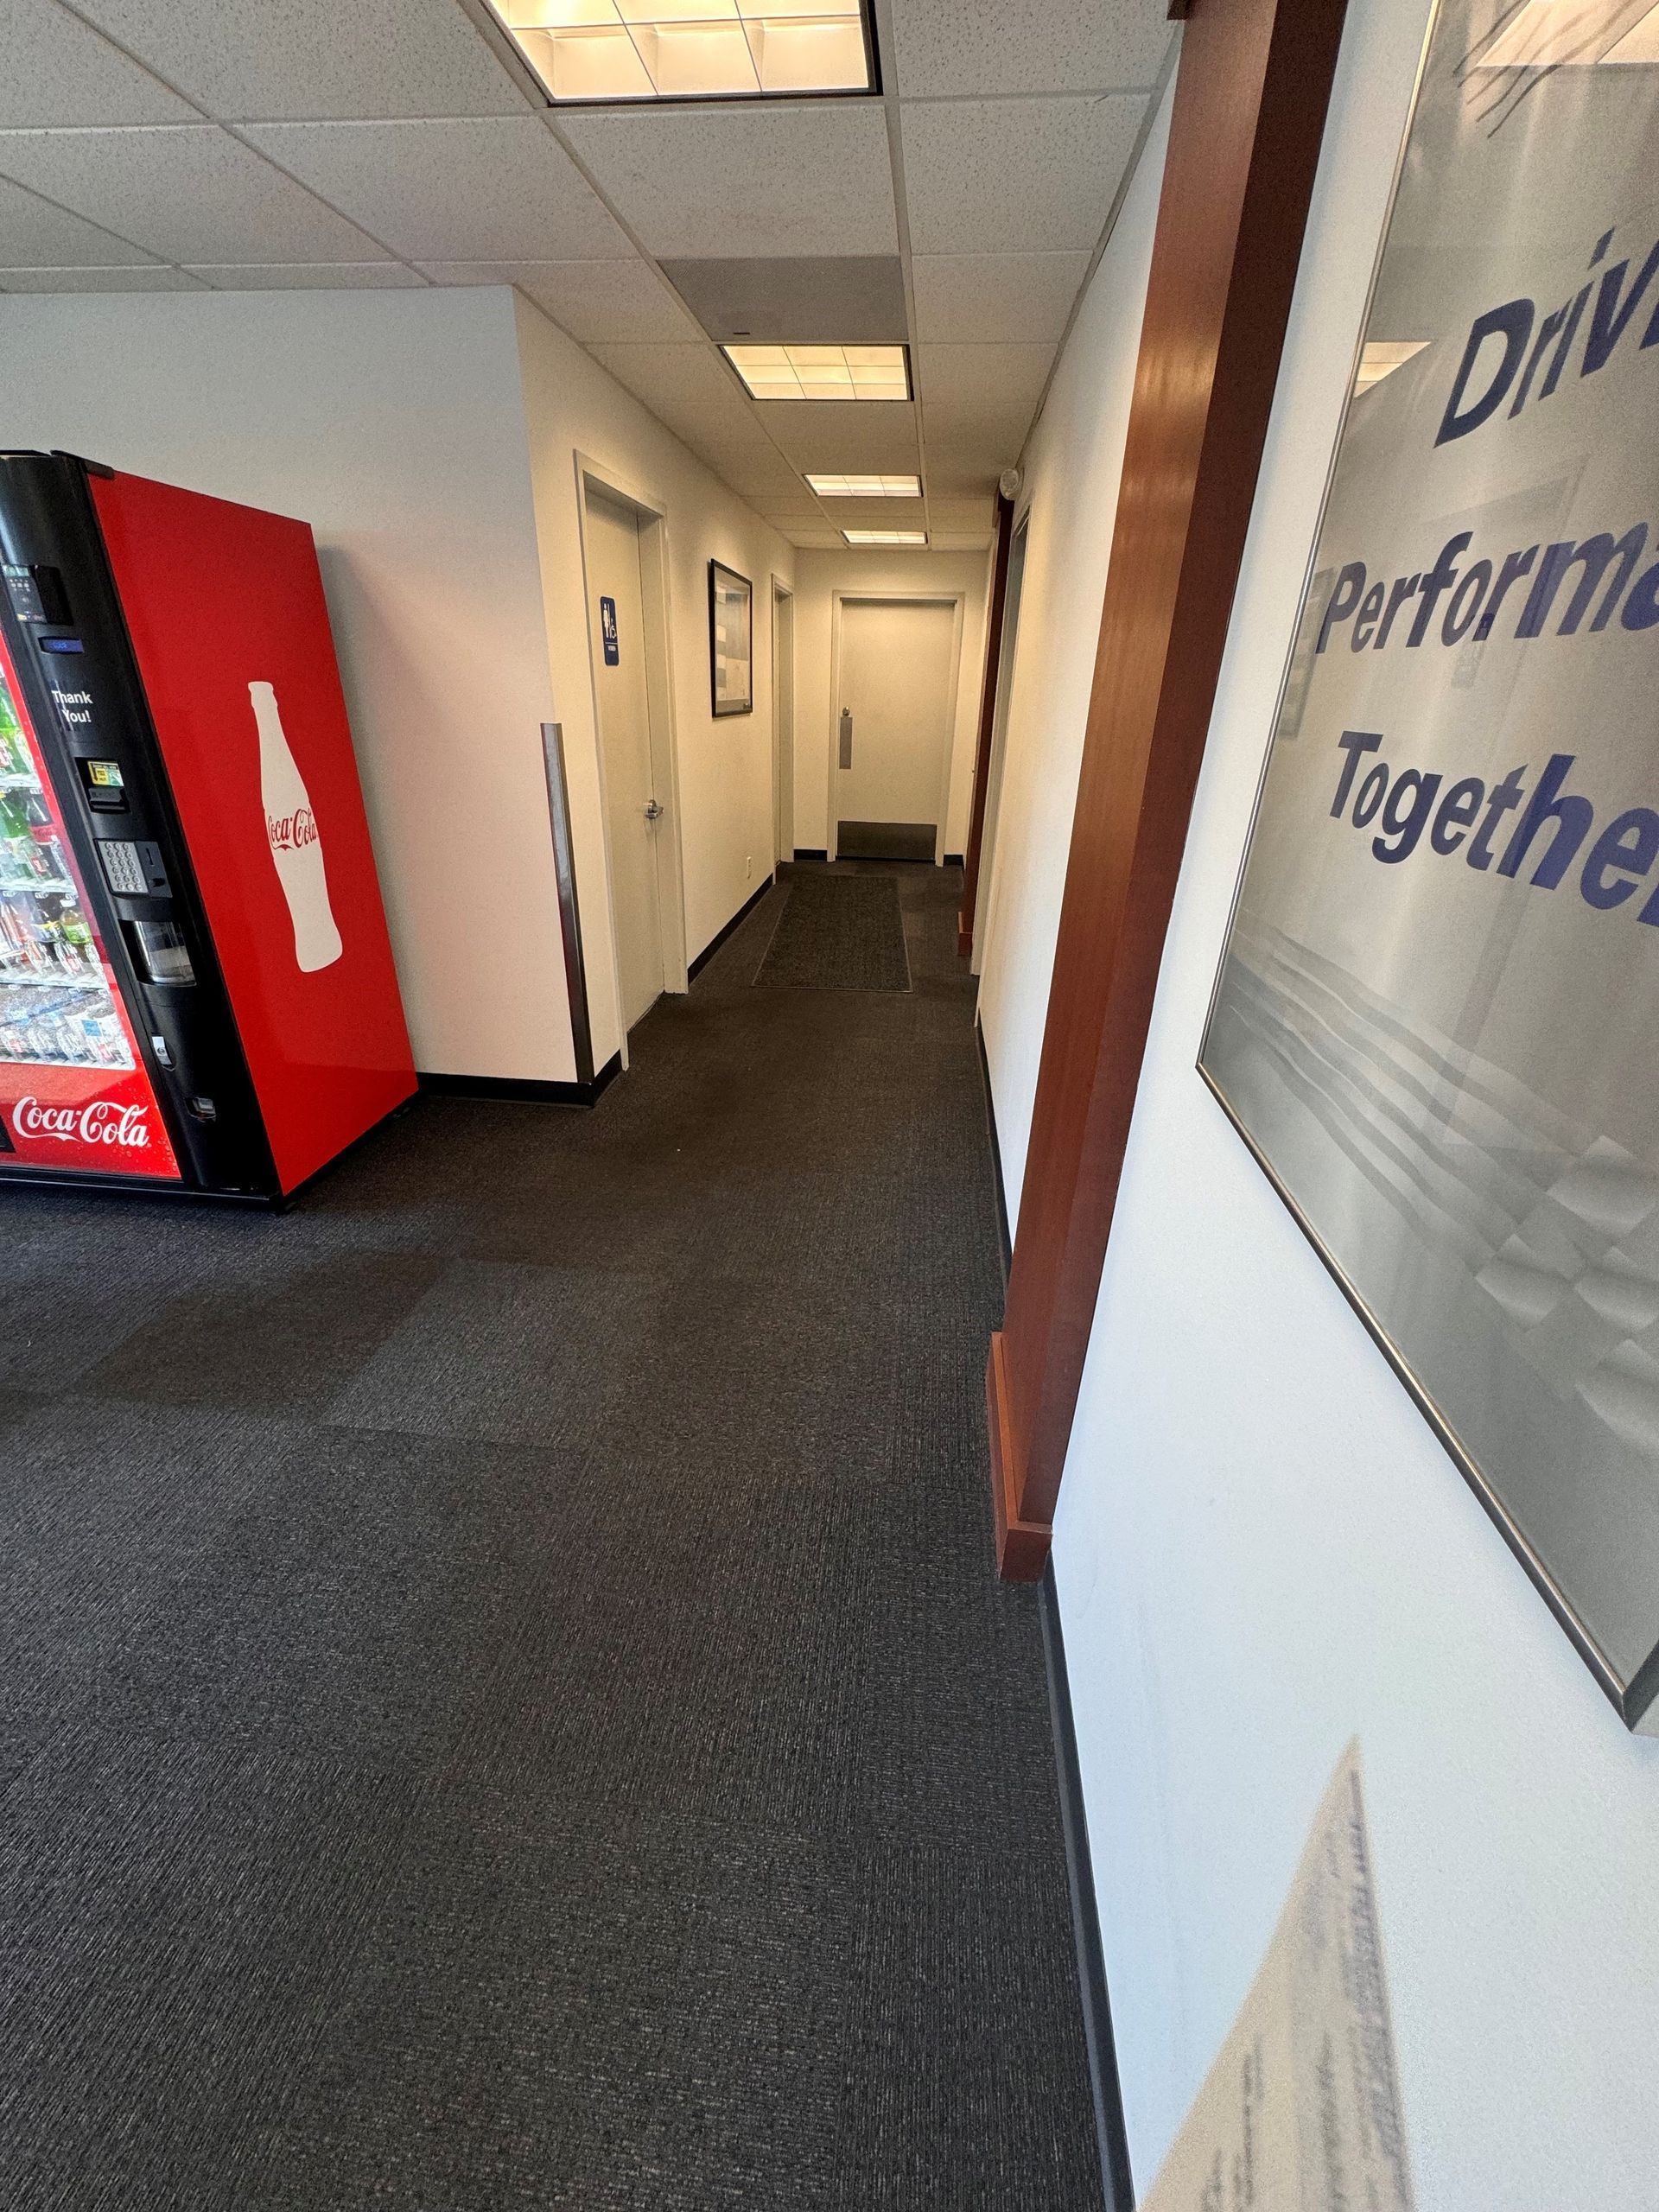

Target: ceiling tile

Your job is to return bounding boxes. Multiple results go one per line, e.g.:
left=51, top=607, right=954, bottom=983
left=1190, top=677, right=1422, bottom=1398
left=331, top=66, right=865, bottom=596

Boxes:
left=0, top=2, right=197, bottom=128
left=585, top=341, right=743, bottom=410
left=755, top=502, right=827, bottom=523
left=0, top=169, right=157, bottom=265
left=912, top=251, right=1090, bottom=343
left=922, top=399, right=1038, bottom=449
left=0, top=126, right=391, bottom=264
left=887, top=0, right=1171, bottom=98
left=901, top=94, right=1147, bottom=254
left=703, top=454, right=805, bottom=497
left=644, top=392, right=769, bottom=451
left=0, top=264, right=205, bottom=290
left=245, top=118, right=631, bottom=264
left=559, top=102, right=897, bottom=259
left=189, top=263, right=428, bottom=289
left=927, top=496, right=995, bottom=528
left=67, top=0, right=528, bottom=122
left=919, top=456, right=1001, bottom=498
left=914, top=341, right=1054, bottom=413
left=786, top=530, right=845, bottom=548
left=930, top=530, right=994, bottom=549
left=758, top=400, right=920, bottom=472
left=824, top=496, right=929, bottom=529
left=660, top=254, right=906, bottom=344
left=420, top=258, right=701, bottom=342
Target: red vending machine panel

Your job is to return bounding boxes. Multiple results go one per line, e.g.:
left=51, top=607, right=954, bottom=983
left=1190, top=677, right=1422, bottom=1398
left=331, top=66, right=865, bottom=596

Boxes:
left=0, top=626, right=179, bottom=1181
left=90, top=473, right=415, bottom=1194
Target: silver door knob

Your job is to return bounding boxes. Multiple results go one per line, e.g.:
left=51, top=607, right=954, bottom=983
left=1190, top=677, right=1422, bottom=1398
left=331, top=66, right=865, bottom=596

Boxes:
left=643, top=798, right=664, bottom=822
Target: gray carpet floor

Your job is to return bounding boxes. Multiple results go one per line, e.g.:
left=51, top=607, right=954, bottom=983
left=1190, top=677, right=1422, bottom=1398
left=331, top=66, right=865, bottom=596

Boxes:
left=0, top=859, right=1103, bottom=2212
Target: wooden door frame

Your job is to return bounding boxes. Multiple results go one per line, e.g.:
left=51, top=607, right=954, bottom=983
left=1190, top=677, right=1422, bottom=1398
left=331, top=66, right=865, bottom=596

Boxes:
left=825, top=591, right=966, bottom=866
left=969, top=507, right=1030, bottom=977
left=957, top=491, right=1016, bottom=955
left=986, top=0, right=1349, bottom=1578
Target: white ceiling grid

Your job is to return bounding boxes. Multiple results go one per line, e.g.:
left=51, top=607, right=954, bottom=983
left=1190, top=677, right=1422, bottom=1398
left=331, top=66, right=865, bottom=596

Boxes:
left=0, top=0, right=1174, bottom=548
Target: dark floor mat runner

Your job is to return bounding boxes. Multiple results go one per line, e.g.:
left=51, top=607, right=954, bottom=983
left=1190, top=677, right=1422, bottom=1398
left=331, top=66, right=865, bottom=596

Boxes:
left=753, top=871, right=911, bottom=991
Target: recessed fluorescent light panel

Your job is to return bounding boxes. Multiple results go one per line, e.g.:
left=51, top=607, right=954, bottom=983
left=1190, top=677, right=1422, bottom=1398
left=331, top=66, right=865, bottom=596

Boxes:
left=1353, top=339, right=1429, bottom=393
left=806, top=474, right=921, bottom=496
left=723, top=344, right=911, bottom=401
left=490, top=0, right=878, bottom=103
left=842, top=529, right=927, bottom=545
left=1477, top=0, right=1659, bottom=64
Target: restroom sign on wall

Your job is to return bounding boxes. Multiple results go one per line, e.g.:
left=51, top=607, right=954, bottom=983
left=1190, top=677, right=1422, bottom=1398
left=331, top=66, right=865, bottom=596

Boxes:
left=600, top=595, right=620, bottom=665
left=1200, top=0, right=1659, bottom=1730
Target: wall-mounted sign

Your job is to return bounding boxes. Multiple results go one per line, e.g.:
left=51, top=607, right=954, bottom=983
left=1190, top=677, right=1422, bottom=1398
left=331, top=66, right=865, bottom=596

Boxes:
left=709, top=559, right=753, bottom=717
left=1202, top=0, right=1659, bottom=1729
left=1141, top=1745, right=1414, bottom=2212
left=599, top=594, right=620, bottom=665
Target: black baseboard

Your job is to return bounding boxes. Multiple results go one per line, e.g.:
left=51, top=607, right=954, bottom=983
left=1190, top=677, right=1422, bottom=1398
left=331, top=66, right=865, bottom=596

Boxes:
left=687, top=874, right=775, bottom=982
left=944, top=851, right=964, bottom=866
left=417, top=1053, right=620, bottom=1109
left=791, top=847, right=828, bottom=862
left=972, top=1013, right=1132, bottom=2209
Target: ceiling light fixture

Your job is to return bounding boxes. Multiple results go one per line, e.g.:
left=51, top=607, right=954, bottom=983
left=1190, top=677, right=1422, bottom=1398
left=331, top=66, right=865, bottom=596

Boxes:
left=805, top=474, right=922, bottom=496
left=1476, top=0, right=1659, bottom=65
left=723, top=343, right=911, bottom=401
left=1353, top=339, right=1429, bottom=393
left=842, top=529, right=927, bottom=545
left=489, top=0, right=878, bottom=104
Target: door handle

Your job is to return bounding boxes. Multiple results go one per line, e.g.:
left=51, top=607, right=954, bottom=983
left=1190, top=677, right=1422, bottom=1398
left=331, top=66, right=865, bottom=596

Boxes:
left=838, top=708, right=853, bottom=770
left=643, top=798, right=664, bottom=822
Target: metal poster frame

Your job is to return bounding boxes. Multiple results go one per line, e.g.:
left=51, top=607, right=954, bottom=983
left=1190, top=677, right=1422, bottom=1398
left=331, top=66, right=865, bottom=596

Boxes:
left=709, top=558, right=753, bottom=719
left=1198, top=0, right=1659, bottom=1731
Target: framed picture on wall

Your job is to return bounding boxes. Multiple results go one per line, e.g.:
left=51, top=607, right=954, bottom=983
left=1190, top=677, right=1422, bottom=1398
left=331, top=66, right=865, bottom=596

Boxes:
left=709, top=560, right=753, bottom=717
left=1198, top=0, right=1659, bottom=1732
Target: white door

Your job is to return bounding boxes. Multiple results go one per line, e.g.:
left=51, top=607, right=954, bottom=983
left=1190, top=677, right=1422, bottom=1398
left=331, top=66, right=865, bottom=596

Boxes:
left=772, top=587, right=795, bottom=864
left=588, top=487, right=664, bottom=1029
left=835, top=598, right=957, bottom=855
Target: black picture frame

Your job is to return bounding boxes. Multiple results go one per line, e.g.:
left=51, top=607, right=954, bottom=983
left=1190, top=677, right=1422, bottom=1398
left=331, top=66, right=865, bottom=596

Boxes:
left=709, top=560, right=753, bottom=719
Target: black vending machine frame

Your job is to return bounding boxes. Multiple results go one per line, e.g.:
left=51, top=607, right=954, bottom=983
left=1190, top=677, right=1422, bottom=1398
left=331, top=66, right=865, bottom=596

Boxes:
left=0, top=450, right=281, bottom=1203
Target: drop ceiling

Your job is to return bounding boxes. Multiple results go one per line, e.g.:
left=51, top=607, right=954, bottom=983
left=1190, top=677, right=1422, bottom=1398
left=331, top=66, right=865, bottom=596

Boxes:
left=0, top=0, right=1175, bottom=547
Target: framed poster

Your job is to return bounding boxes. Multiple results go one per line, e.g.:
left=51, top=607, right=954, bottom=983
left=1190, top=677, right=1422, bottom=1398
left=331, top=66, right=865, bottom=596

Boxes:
left=1201, top=0, right=1659, bottom=1729
left=709, top=559, right=753, bottom=717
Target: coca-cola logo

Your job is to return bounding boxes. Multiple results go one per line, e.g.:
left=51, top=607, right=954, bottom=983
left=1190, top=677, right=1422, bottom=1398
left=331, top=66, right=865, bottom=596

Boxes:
left=266, top=806, right=319, bottom=852
left=11, top=1096, right=151, bottom=1149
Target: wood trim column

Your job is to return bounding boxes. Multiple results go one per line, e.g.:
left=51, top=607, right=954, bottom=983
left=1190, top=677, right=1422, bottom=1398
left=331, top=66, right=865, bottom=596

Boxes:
left=957, top=489, right=1016, bottom=957
left=987, top=0, right=1347, bottom=1579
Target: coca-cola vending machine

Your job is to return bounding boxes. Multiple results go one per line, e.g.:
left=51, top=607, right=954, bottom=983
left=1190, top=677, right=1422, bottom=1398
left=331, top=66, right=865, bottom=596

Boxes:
left=0, top=450, right=416, bottom=1202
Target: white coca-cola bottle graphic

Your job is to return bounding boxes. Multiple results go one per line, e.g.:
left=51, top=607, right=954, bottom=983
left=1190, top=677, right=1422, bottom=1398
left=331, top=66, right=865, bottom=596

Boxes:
left=251, top=680, right=342, bottom=973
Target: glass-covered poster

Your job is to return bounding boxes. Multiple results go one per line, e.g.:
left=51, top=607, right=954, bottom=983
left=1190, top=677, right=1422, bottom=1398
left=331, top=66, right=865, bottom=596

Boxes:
left=709, top=560, right=753, bottom=717
left=1201, top=0, right=1659, bottom=1726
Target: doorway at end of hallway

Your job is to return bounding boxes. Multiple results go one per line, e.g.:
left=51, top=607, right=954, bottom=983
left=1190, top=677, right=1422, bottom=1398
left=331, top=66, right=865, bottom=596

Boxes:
left=830, top=594, right=963, bottom=868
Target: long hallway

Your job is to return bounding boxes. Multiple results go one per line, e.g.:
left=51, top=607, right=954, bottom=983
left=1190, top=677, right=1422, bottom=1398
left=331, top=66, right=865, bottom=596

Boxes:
left=0, top=862, right=1102, bottom=2211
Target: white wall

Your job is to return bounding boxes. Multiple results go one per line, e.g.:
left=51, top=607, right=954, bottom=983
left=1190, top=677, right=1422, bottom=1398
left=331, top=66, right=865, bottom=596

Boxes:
left=976, top=81, right=1172, bottom=1213
left=0, top=285, right=575, bottom=1081
left=791, top=547, right=991, bottom=856
left=978, top=2, right=1659, bottom=2205
left=0, top=284, right=791, bottom=1084
left=512, top=294, right=793, bottom=1052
